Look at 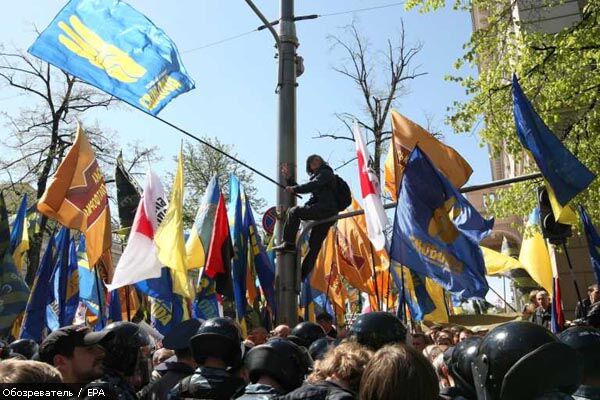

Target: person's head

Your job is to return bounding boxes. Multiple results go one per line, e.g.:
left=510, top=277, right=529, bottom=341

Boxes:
left=529, top=290, right=539, bottom=304
left=0, top=359, right=62, bottom=383
left=162, top=318, right=200, bottom=368
left=248, top=327, right=269, bottom=346
left=536, top=290, right=550, bottom=309
left=428, top=325, right=442, bottom=342
left=290, top=321, right=326, bottom=348
left=559, top=326, right=600, bottom=386
left=308, top=341, right=372, bottom=393
left=305, top=155, right=325, bottom=175
left=422, top=344, right=444, bottom=364
left=410, top=333, right=428, bottom=353
left=244, top=338, right=312, bottom=394
left=360, top=344, right=439, bottom=400
left=316, top=312, right=334, bottom=334
left=458, top=329, right=474, bottom=342
left=39, top=325, right=112, bottom=384
left=348, top=312, right=407, bottom=351
left=271, top=325, right=291, bottom=339
left=9, top=339, right=39, bottom=360
left=436, top=331, right=453, bottom=348
left=472, top=321, right=583, bottom=400
left=189, top=317, right=242, bottom=369
left=588, top=284, right=600, bottom=304
left=102, top=321, right=152, bottom=378
left=152, top=348, right=174, bottom=367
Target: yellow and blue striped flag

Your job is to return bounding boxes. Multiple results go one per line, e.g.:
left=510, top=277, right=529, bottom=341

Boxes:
left=51, top=227, right=79, bottom=327
left=228, top=175, right=248, bottom=322
left=76, top=236, right=103, bottom=316
left=29, top=0, right=195, bottom=115
left=10, top=195, right=29, bottom=271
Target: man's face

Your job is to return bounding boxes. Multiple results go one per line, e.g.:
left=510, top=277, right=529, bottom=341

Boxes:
left=309, top=158, right=322, bottom=172
left=459, top=331, right=472, bottom=342
left=411, top=336, right=426, bottom=352
left=436, top=333, right=452, bottom=347
left=70, top=345, right=105, bottom=383
left=251, top=330, right=268, bottom=346
left=536, top=293, right=550, bottom=309
left=590, top=287, right=600, bottom=303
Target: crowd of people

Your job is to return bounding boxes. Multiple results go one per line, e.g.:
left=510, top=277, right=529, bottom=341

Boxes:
left=0, top=306, right=598, bottom=400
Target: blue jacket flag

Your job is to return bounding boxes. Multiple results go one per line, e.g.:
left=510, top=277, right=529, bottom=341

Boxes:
left=228, top=175, right=247, bottom=321
left=76, top=237, right=103, bottom=316
left=390, top=146, right=492, bottom=299
left=29, top=0, right=195, bottom=115
left=135, top=268, right=184, bottom=335
left=579, top=206, right=600, bottom=285
left=20, top=237, right=55, bottom=341
left=513, top=75, right=595, bottom=206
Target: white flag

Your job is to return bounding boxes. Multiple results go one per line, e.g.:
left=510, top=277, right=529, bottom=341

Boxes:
left=353, top=121, right=389, bottom=250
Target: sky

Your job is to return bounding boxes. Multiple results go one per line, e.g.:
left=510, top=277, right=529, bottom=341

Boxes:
left=0, top=1, right=506, bottom=304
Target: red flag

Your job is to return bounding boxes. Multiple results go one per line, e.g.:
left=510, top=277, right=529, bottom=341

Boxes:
left=205, top=193, right=233, bottom=297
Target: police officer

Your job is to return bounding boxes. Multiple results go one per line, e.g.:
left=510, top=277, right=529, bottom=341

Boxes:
left=140, top=319, right=200, bottom=400
left=84, top=321, right=153, bottom=400
left=9, top=339, right=39, bottom=360
left=237, top=338, right=312, bottom=399
left=559, top=326, right=600, bottom=400
left=441, top=336, right=481, bottom=400
left=290, top=322, right=326, bottom=348
left=169, top=317, right=246, bottom=399
left=472, top=321, right=583, bottom=400
left=347, top=312, right=407, bottom=351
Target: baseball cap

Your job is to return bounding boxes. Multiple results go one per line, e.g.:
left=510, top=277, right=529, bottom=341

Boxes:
left=39, top=325, right=113, bottom=364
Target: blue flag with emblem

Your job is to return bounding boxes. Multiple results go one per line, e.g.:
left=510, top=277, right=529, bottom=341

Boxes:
left=29, top=0, right=195, bottom=115
left=228, top=175, right=248, bottom=321
left=243, top=195, right=276, bottom=313
left=20, top=237, right=55, bottom=341
left=390, top=146, right=492, bottom=299
left=389, top=262, right=435, bottom=321
left=76, top=236, right=103, bottom=316
left=512, top=75, right=595, bottom=206
left=579, top=206, right=600, bottom=285
left=135, top=267, right=183, bottom=335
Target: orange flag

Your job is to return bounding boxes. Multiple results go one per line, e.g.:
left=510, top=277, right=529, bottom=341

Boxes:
left=310, top=230, right=347, bottom=312
left=38, top=124, right=112, bottom=267
left=335, top=222, right=375, bottom=295
left=385, top=110, right=473, bottom=199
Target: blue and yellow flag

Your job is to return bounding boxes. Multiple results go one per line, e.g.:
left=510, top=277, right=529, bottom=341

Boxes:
left=512, top=75, right=595, bottom=206
left=0, top=193, right=10, bottom=257
left=390, top=147, right=492, bottom=299
left=77, top=237, right=103, bottom=316
left=29, top=0, right=195, bottom=115
left=20, top=237, right=55, bottom=341
left=10, top=194, right=29, bottom=271
left=579, top=206, right=600, bottom=285
left=228, top=175, right=248, bottom=321
left=52, top=228, right=79, bottom=327
left=390, top=262, right=434, bottom=321
left=186, top=176, right=220, bottom=269
left=0, top=251, right=30, bottom=337
left=106, top=289, right=122, bottom=326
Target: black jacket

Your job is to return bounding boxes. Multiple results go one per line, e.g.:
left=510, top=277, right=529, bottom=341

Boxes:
left=168, top=366, right=246, bottom=400
left=292, top=165, right=337, bottom=212
left=141, top=359, right=195, bottom=400
left=82, top=369, right=138, bottom=400
left=575, top=298, right=592, bottom=320
left=439, top=386, right=471, bottom=400
left=278, top=381, right=355, bottom=400
left=236, top=383, right=283, bottom=399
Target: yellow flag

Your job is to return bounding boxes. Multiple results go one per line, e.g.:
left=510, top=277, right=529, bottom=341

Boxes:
left=13, top=217, right=29, bottom=271
left=423, top=277, right=449, bottom=323
left=310, top=230, right=347, bottom=311
left=336, top=221, right=375, bottom=294
left=546, top=182, right=578, bottom=225
left=482, top=246, right=525, bottom=276
left=384, top=139, right=401, bottom=201
left=519, top=219, right=553, bottom=293
left=154, top=151, right=192, bottom=298
left=390, top=110, right=473, bottom=188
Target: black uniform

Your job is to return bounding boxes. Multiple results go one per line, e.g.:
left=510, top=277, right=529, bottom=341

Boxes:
left=572, top=385, right=600, bottom=400
left=575, top=298, right=592, bottom=320
left=83, top=369, right=138, bottom=400
left=283, top=163, right=337, bottom=279
left=279, top=381, right=355, bottom=400
left=235, top=383, right=282, bottom=400
left=168, top=366, right=246, bottom=400
left=439, top=386, right=470, bottom=400
left=141, top=357, right=196, bottom=400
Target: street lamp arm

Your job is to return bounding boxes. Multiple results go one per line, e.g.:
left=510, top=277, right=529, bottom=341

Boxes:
left=244, top=0, right=280, bottom=45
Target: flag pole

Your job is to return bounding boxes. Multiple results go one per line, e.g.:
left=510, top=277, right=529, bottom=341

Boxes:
left=560, top=242, right=584, bottom=312
left=93, top=265, right=105, bottom=329
left=125, top=286, right=132, bottom=321
left=399, top=265, right=407, bottom=324
left=370, top=249, right=381, bottom=311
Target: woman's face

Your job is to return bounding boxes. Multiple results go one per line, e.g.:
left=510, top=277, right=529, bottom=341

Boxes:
left=309, top=158, right=322, bottom=172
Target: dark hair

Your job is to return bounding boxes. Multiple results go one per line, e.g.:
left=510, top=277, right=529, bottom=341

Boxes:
left=589, top=284, right=599, bottom=292
left=359, top=345, right=439, bottom=400
left=316, top=313, right=333, bottom=323
left=305, top=155, right=324, bottom=175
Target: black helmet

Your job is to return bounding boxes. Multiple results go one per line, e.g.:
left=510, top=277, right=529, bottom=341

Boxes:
left=348, top=312, right=407, bottom=350
left=447, top=336, right=481, bottom=398
left=290, top=322, right=326, bottom=348
left=102, top=321, right=152, bottom=376
left=308, top=337, right=336, bottom=361
left=244, top=338, right=312, bottom=393
left=559, top=326, right=600, bottom=380
left=586, top=301, right=600, bottom=328
left=189, top=317, right=242, bottom=368
left=472, top=321, right=582, bottom=400
left=9, top=339, right=39, bottom=359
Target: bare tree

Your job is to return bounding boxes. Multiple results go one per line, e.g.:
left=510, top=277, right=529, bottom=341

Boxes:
left=317, top=21, right=426, bottom=174
left=0, top=49, right=157, bottom=284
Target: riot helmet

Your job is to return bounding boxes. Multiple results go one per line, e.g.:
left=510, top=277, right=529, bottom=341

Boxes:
left=447, top=336, right=481, bottom=398
left=189, top=317, right=242, bottom=368
left=308, top=337, right=336, bottom=361
left=102, top=321, right=152, bottom=377
left=347, top=312, right=407, bottom=350
left=472, top=321, right=582, bottom=400
left=290, top=322, right=326, bottom=348
left=9, top=339, right=39, bottom=360
left=244, top=338, right=312, bottom=393
left=559, top=326, right=600, bottom=382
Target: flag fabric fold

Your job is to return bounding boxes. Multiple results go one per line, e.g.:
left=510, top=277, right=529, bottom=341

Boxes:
left=579, top=206, right=600, bottom=285
left=52, top=227, right=78, bottom=327
left=10, top=194, right=29, bottom=271
left=519, top=208, right=553, bottom=294
left=353, top=121, right=388, bottom=250
left=481, top=246, right=525, bottom=276
left=37, top=124, right=112, bottom=268
left=512, top=75, right=595, bottom=206
left=389, top=146, right=492, bottom=299
left=76, top=236, right=103, bottom=316
left=228, top=175, right=248, bottom=321
left=115, top=152, right=141, bottom=230
left=29, top=0, right=195, bottom=115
